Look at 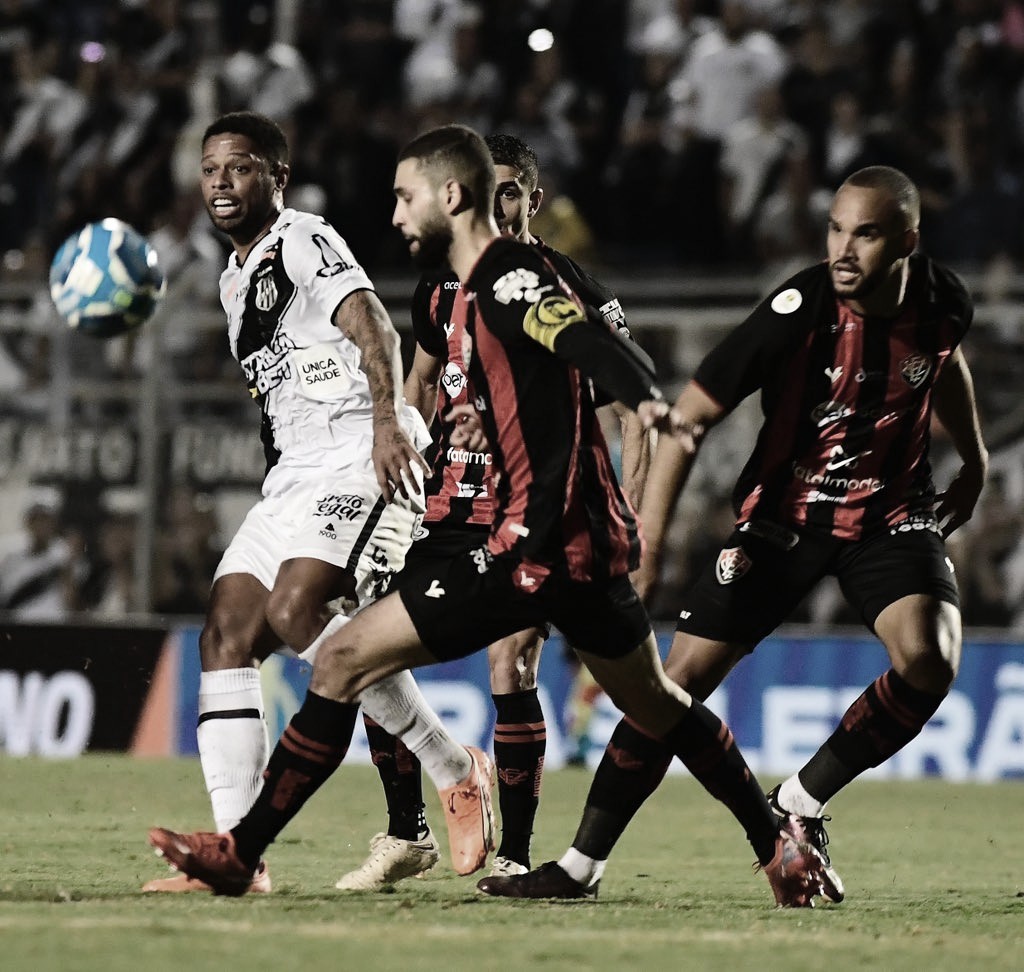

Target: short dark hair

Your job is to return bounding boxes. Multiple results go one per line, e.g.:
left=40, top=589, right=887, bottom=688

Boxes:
left=202, top=111, right=289, bottom=168
left=398, top=124, right=495, bottom=218
left=843, top=165, right=920, bottom=230
left=484, top=133, right=539, bottom=191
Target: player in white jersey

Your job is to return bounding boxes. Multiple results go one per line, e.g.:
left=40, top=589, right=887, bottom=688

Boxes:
left=144, top=112, right=495, bottom=894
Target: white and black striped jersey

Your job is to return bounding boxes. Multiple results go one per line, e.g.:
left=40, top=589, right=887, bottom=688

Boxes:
left=218, top=207, right=427, bottom=495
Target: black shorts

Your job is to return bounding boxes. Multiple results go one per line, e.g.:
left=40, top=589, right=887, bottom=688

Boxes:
left=676, top=518, right=960, bottom=645
left=398, top=542, right=651, bottom=662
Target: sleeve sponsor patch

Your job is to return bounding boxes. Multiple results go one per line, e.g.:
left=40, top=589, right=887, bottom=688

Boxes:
left=492, top=267, right=552, bottom=305
left=522, top=294, right=586, bottom=351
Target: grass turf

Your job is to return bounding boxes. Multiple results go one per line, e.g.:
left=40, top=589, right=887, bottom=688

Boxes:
left=0, top=755, right=1021, bottom=971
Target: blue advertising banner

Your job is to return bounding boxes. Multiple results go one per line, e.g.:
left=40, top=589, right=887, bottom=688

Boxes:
left=173, top=626, right=1024, bottom=781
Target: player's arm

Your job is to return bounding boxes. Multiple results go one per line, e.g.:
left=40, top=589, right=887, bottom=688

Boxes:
left=403, top=344, right=442, bottom=424
left=931, top=346, right=989, bottom=537
left=335, top=289, right=427, bottom=502
left=609, top=400, right=652, bottom=509
left=631, top=382, right=726, bottom=601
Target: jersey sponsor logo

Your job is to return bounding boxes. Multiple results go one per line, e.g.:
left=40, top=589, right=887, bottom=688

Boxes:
left=424, top=579, right=445, bottom=598
left=678, top=609, right=692, bottom=619
left=441, top=362, right=468, bottom=398
left=900, top=353, right=932, bottom=388
left=241, top=333, right=297, bottom=398
left=523, top=294, right=584, bottom=351
left=811, top=399, right=853, bottom=428
left=716, top=546, right=752, bottom=584
left=738, top=519, right=799, bottom=550
left=792, top=462, right=883, bottom=494
left=824, top=445, right=871, bottom=471
left=412, top=520, right=430, bottom=541
left=446, top=446, right=492, bottom=465
left=456, top=482, right=488, bottom=498
left=442, top=280, right=461, bottom=290
left=492, top=267, right=552, bottom=305
left=770, top=288, right=803, bottom=314
left=310, top=233, right=356, bottom=277
left=293, top=344, right=353, bottom=401
left=315, top=493, right=364, bottom=520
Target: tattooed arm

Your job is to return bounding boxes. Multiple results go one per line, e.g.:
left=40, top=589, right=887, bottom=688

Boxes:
left=335, top=289, right=427, bottom=502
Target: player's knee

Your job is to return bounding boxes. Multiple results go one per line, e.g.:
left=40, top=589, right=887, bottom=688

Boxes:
left=265, top=585, right=318, bottom=650
left=486, top=631, right=542, bottom=693
left=199, top=613, right=256, bottom=670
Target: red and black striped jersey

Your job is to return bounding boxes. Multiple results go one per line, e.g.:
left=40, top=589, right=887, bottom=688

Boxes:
left=693, top=253, right=973, bottom=540
left=452, top=237, right=648, bottom=585
left=410, top=237, right=629, bottom=531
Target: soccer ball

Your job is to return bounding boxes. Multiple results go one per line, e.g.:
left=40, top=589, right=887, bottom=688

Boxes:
left=49, top=218, right=166, bottom=337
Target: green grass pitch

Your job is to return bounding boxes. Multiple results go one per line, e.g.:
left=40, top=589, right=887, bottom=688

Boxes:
left=1, top=755, right=1021, bottom=971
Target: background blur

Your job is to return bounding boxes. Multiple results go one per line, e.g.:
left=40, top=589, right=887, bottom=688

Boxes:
left=2, top=0, right=1024, bottom=633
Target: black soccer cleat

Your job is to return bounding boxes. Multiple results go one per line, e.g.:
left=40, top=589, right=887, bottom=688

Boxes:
left=476, top=861, right=599, bottom=899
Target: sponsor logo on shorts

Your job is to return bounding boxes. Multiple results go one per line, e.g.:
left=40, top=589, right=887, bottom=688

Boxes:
left=716, top=546, right=752, bottom=585
left=470, top=547, right=492, bottom=573
left=738, top=520, right=799, bottom=550
left=890, top=513, right=941, bottom=536
left=319, top=522, right=338, bottom=540
left=315, top=494, right=363, bottom=520
left=900, top=353, right=932, bottom=388
left=678, top=609, right=692, bottom=619
left=424, top=579, right=445, bottom=598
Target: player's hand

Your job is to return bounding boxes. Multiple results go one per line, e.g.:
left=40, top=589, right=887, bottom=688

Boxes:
left=636, top=399, right=703, bottom=452
left=372, top=416, right=429, bottom=506
left=446, top=403, right=489, bottom=451
left=935, top=462, right=986, bottom=537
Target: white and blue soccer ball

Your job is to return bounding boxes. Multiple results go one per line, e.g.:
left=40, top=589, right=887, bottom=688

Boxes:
left=49, top=218, right=166, bottom=338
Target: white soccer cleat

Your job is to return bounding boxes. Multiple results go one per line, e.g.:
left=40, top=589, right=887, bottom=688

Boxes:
left=335, top=831, right=440, bottom=890
left=489, top=855, right=528, bottom=878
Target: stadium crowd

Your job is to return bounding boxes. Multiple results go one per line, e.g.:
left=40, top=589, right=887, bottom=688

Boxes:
left=2, top=0, right=1024, bottom=628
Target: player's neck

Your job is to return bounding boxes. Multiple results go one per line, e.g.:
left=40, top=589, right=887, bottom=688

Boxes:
left=448, top=218, right=501, bottom=284
left=232, top=209, right=282, bottom=265
left=849, top=258, right=910, bottom=317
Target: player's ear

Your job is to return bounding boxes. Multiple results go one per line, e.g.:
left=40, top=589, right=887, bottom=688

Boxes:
left=528, top=187, right=543, bottom=219
left=900, top=227, right=919, bottom=257
left=272, top=162, right=290, bottom=191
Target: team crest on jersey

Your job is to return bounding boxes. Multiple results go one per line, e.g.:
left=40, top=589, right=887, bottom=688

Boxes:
left=716, top=546, right=752, bottom=585
left=770, top=288, right=803, bottom=314
left=900, top=353, right=932, bottom=388
left=254, top=273, right=278, bottom=311
left=492, top=267, right=552, bottom=305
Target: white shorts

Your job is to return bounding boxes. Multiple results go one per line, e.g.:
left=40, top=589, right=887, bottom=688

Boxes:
left=214, top=466, right=419, bottom=607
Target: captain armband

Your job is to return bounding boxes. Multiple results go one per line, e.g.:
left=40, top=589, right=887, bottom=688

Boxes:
left=522, top=294, right=587, bottom=351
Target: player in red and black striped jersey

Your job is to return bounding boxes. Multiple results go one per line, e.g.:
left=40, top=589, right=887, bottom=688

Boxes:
left=519, top=165, right=988, bottom=903
left=343, top=134, right=651, bottom=888
left=151, top=124, right=831, bottom=906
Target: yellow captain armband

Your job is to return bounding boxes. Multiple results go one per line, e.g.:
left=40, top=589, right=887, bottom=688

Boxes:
left=522, top=294, right=586, bottom=351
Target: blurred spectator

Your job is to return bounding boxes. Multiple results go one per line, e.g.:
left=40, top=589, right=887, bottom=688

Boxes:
left=75, top=488, right=139, bottom=617
left=0, top=486, right=75, bottom=619
left=719, top=81, right=808, bottom=263
left=152, top=482, right=221, bottom=615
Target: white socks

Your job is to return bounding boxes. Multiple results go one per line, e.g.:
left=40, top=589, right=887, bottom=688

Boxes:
left=558, top=847, right=605, bottom=888
left=303, top=611, right=472, bottom=789
left=360, top=669, right=472, bottom=790
left=776, top=775, right=826, bottom=818
left=196, top=667, right=268, bottom=832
